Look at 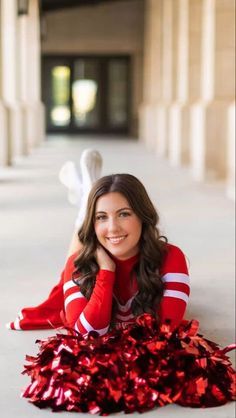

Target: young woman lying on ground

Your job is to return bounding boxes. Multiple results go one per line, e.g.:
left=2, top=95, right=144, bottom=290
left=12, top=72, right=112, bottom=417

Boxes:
left=7, top=150, right=235, bottom=414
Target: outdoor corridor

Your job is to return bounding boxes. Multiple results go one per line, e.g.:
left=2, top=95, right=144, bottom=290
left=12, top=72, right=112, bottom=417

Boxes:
left=0, top=136, right=235, bottom=418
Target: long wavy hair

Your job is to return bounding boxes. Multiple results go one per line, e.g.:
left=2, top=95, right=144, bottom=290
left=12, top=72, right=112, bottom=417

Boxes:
left=72, top=173, right=168, bottom=324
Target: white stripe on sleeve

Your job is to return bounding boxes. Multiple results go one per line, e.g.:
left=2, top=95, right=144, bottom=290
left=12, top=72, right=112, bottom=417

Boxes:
left=65, top=292, right=85, bottom=310
left=63, top=280, right=78, bottom=293
left=162, top=273, right=190, bottom=285
left=79, top=312, right=109, bottom=336
left=163, top=289, right=189, bottom=304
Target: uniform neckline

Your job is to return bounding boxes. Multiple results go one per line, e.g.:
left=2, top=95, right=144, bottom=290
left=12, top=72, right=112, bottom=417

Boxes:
left=111, top=252, right=140, bottom=267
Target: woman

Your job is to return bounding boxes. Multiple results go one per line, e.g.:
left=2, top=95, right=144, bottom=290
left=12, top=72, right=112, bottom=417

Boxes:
left=62, top=173, right=189, bottom=335
left=19, top=172, right=235, bottom=414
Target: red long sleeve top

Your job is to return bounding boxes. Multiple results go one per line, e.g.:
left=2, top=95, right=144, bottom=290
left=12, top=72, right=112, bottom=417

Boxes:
left=63, top=243, right=190, bottom=336
left=7, top=243, right=190, bottom=332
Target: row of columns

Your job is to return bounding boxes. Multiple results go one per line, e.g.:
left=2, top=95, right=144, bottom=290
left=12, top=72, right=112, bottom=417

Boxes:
left=140, top=0, right=235, bottom=199
left=0, top=0, right=44, bottom=167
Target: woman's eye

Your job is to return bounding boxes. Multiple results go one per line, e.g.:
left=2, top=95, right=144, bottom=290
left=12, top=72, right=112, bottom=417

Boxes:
left=95, top=215, right=107, bottom=221
left=119, top=211, right=131, bottom=217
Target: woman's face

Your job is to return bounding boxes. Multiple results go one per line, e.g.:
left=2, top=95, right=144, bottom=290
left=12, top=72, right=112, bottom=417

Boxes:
left=94, top=192, right=142, bottom=260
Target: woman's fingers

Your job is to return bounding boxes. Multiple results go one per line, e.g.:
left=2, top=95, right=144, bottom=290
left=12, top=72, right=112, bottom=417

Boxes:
left=96, top=246, right=116, bottom=272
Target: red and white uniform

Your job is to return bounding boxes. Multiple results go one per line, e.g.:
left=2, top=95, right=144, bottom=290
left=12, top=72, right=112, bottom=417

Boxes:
left=63, top=243, right=190, bottom=336
left=7, top=243, right=190, bottom=332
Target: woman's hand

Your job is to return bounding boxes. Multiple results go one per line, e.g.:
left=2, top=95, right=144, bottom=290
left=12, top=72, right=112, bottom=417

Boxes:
left=96, top=246, right=116, bottom=272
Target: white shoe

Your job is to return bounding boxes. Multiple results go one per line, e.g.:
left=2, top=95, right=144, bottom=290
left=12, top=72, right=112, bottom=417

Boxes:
left=75, top=149, right=103, bottom=228
left=59, top=161, right=82, bottom=207
left=80, top=149, right=103, bottom=192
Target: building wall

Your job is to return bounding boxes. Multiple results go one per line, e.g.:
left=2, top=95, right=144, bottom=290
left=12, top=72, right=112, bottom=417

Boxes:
left=41, top=0, right=145, bottom=136
left=140, top=0, right=235, bottom=199
left=0, top=0, right=44, bottom=167
left=1, top=0, right=234, bottom=200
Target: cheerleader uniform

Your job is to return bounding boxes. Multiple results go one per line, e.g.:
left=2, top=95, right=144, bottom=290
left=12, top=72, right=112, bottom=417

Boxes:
left=62, top=243, right=190, bottom=336
left=8, top=244, right=235, bottom=414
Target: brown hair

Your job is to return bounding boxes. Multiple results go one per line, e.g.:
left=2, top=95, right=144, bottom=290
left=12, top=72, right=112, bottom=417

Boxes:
left=73, top=174, right=167, bottom=324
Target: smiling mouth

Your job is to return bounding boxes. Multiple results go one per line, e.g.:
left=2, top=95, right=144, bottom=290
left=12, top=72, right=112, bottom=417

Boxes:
left=106, top=235, right=127, bottom=244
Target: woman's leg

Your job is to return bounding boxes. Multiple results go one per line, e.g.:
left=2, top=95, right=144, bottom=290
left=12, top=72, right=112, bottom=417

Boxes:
left=59, top=149, right=103, bottom=258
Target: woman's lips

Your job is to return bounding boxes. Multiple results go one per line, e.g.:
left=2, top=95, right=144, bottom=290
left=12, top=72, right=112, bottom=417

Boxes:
left=106, top=235, right=127, bottom=244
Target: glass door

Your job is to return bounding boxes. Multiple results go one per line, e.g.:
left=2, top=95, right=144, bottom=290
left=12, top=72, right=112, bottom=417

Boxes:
left=72, top=58, right=100, bottom=129
left=107, top=58, right=129, bottom=129
left=42, top=56, right=130, bottom=134
left=42, top=58, right=72, bottom=131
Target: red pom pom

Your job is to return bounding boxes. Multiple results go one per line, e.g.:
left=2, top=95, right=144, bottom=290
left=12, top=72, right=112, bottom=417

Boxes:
left=22, top=314, right=236, bottom=414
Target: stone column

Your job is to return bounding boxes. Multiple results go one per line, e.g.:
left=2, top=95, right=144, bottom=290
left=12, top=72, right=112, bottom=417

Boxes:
left=0, top=0, right=44, bottom=167
left=188, top=0, right=204, bottom=178
left=139, top=0, right=152, bottom=146
left=20, top=0, right=45, bottom=153
left=140, top=0, right=235, bottom=198
left=0, top=0, right=18, bottom=166
left=205, top=0, right=235, bottom=183
left=0, top=0, right=8, bottom=166
left=17, top=13, right=29, bottom=155
left=139, top=0, right=163, bottom=150
left=190, top=0, right=235, bottom=189
left=190, top=0, right=216, bottom=181
left=167, top=0, right=189, bottom=165
left=226, top=102, right=235, bottom=200
left=155, top=0, right=172, bottom=157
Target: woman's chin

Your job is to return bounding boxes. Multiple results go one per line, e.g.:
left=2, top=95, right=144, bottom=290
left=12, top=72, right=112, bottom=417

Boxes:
left=107, top=247, right=138, bottom=261
left=105, top=246, right=126, bottom=259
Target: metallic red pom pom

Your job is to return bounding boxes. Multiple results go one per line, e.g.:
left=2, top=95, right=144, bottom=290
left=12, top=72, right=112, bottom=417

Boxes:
left=22, top=314, right=236, bottom=414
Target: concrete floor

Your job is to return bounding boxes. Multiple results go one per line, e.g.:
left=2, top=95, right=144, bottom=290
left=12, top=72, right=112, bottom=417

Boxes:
left=0, top=135, right=235, bottom=418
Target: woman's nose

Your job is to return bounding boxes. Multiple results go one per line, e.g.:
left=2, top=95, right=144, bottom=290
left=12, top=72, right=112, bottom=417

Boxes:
left=107, top=217, right=120, bottom=232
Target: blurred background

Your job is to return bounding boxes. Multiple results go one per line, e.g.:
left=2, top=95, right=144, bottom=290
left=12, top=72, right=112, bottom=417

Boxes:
left=0, top=0, right=235, bottom=199
left=0, top=2, right=235, bottom=417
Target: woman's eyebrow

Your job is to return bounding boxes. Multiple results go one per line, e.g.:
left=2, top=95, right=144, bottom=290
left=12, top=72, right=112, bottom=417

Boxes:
left=95, top=207, right=132, bottom=214
left=116, top=207, right=132, bottom=212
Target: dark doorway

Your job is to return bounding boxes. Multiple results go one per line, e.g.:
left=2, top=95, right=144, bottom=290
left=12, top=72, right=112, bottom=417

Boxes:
left=42, top=55, right=131, bottom=134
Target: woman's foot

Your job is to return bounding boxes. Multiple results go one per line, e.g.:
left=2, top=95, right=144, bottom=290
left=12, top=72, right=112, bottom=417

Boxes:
left=75, top=149, right=103, bottom=227
left=59, top=161, right=82, bottom=207
left=59, top=149, right=103, bottom=227
left=80, top=149, right=103, bottom=192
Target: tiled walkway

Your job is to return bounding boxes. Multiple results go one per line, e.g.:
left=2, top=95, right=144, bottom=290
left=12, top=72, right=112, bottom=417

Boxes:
left=0, top=135, right=235, bottom=417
